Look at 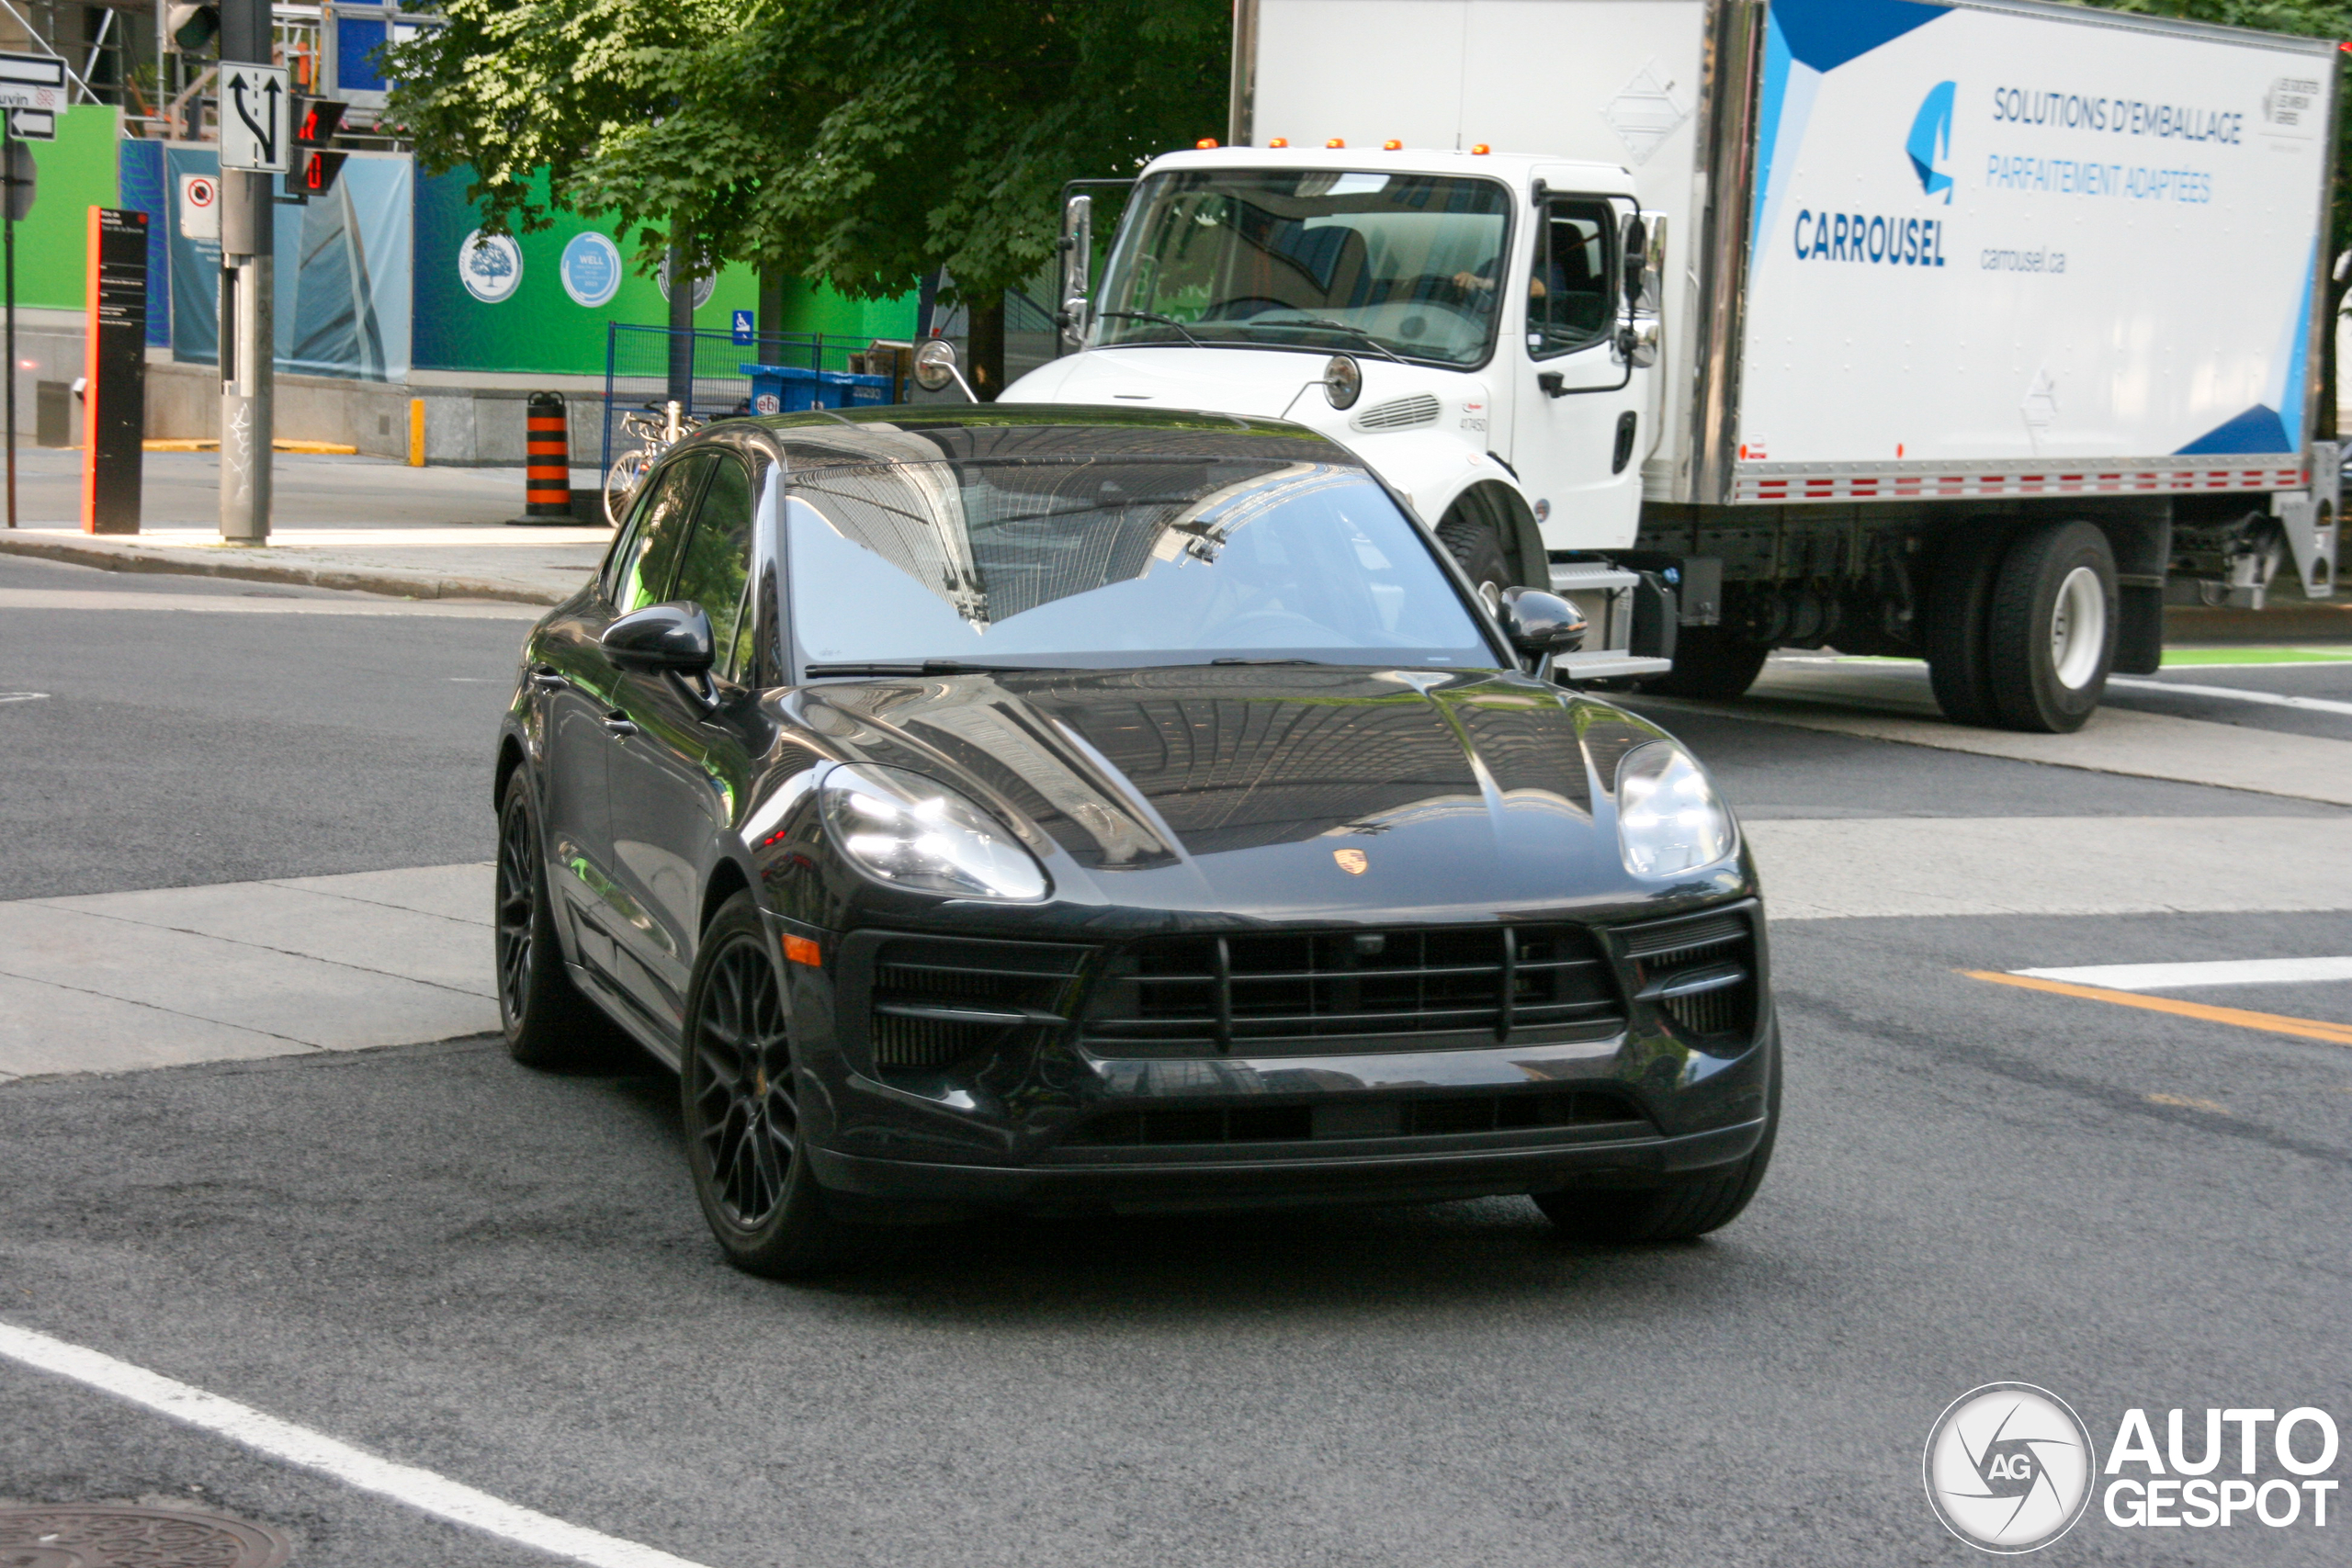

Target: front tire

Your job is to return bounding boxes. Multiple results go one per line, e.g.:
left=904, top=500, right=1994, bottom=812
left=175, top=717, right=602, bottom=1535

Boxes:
left=1534, top=1062, right=1778, bottom=1244
left=1639, top=624, right=1772, bottom=699
left=681, top=893, right=846, bottom=1279
left=495, top=771, right=626, bottom=1069
left=1984, top=520, right=2117, bottom=733
left=1436, top=507, right=1514, bottom=612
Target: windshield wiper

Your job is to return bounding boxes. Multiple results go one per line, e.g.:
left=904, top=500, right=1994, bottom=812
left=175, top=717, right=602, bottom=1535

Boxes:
left=1208, top=656, right=1336, bottom=666
left=1240, top=313, right=1408, bottom=365
left=803, top=660, right=1071, bottom=677
left=1096, top=310, right=1204, bottom=347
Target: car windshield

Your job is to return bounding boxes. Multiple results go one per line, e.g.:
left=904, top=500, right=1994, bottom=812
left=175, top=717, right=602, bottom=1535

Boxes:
left=1092, top=169, right=1512, bottom=367
left=785, top=456, right=1497, bottom=672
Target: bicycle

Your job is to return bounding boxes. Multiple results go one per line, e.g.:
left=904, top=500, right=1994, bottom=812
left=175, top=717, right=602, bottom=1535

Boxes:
left=603, top=401, right=703, bottom=527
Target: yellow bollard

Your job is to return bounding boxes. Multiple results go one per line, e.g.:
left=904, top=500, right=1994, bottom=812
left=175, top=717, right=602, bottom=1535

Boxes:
left=408, top=398, right=425, bottom=467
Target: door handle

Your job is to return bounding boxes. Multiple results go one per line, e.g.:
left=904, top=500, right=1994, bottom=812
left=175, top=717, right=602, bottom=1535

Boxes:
left=602, top=712, right=639, bottom=738
left=529, top=665, right=570, bottom=693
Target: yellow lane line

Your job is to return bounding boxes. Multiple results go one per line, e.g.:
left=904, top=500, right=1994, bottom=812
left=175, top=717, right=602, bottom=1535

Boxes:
left=1962, top=971, right=2352, bottom=1047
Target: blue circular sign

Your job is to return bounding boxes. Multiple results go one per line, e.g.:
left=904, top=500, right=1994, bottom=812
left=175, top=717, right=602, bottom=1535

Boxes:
left=560, top=231, right=622, bottom=308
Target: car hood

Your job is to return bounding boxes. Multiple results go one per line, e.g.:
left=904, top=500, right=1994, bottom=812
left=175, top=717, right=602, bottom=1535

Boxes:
left=786, top=665, right=1745, bottom=921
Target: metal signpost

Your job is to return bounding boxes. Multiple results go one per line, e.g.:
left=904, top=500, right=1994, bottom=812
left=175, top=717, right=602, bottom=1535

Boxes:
left=215, top=3, right=284, bottom=544
left=0, top=53, right=64, bottom=532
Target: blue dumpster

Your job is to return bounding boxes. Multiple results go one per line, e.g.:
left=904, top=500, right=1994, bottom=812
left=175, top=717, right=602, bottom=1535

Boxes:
left=741, top=363, right=893, bottom=415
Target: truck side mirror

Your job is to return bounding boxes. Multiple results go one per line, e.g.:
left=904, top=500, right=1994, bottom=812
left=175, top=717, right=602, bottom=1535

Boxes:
left=1623, top=215, right=1647, bottom=314
left=1058, top=193, right=1093, bottom=351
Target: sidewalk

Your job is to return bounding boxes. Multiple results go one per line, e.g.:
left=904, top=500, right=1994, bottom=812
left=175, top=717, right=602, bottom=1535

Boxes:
left=0, top=448, right=610, bottom=604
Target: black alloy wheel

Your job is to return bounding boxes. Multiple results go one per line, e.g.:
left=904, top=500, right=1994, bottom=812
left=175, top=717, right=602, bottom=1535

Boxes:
left=1637, top=623, right=1773, bottom=699
left=496, top=771, right=624, bottom=1069
left=1533, top=1054, right=1779, bottom=1245
left=681, top=893, right=843, bottom=1277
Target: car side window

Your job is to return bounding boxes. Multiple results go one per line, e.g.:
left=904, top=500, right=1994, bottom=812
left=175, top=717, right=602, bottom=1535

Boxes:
left=1526, top=197, right=1615, bottom=359
left=609, top=455, right=716, bottom=613
left=671, top=456, right=760, bottom=683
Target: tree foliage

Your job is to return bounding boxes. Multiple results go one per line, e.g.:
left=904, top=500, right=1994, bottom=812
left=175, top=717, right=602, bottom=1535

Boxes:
left=389, top=0, right=1228, bottom=389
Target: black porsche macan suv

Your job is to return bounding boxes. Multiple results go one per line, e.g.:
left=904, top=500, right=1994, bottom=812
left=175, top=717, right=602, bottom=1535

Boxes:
left=493, top=406, right=1777, bottom=1275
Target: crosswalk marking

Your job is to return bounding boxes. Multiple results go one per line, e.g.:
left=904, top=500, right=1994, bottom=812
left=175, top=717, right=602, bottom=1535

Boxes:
left=2013, top=956, right=2352, bottom=991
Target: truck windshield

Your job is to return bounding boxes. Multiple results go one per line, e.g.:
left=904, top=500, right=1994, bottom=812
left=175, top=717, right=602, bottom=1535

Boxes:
left=786, top=457, right=1498, bottom=672
left=1093, top=170, right=1512, bottom=368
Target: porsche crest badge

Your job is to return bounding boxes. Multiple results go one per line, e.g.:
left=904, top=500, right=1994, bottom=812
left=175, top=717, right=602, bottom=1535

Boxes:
left=1332, top=848, right=1369, bottom=875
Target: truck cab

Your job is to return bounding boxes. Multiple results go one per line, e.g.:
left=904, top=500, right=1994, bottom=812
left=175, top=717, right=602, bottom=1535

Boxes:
left=1003, top=147, right=1678, bottom=680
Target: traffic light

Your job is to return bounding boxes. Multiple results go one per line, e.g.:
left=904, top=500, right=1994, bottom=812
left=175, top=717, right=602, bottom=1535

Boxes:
left=4, top=141, right=34, bottom=223
left=286, top=96, right=348, bottom=200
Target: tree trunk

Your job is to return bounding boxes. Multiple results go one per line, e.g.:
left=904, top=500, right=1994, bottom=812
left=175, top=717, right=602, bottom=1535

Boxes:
left=666, top=240, right=695, bottom=407
left=967, top=289, right=1005, bottom=401
left=756, top=265, right=786, bottom=354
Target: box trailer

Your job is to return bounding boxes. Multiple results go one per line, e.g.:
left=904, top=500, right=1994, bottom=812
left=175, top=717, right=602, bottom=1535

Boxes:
left=1003, top=0, right=2341, bottom=730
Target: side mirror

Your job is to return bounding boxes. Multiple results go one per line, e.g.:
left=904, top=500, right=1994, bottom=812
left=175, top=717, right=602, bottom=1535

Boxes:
left=1622, top=215, right=1647, bottom=314
left=1498, top=586, right=1586, bottom=657
left=912, top=338, right=978, bottom=401
left=604, top=602, right=715, bottom=675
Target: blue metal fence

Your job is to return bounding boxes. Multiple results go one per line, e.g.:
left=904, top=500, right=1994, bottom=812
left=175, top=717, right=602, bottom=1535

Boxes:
left=599, top=324, right=907, bottom=474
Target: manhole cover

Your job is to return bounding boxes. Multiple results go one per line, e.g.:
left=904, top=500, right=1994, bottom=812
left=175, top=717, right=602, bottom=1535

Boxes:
left=0, top=1507, right=289, bottom=1568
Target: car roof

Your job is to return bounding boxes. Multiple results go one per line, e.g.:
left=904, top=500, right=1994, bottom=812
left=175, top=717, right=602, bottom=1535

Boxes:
left=703, top=402, right=1361, bottom=472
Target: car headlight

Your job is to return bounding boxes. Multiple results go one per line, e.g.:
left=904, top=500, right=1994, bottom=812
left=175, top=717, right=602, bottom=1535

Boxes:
left=1615, top=741, right=1736, bottom=876
left=818, top=763, right=1047, bottom=900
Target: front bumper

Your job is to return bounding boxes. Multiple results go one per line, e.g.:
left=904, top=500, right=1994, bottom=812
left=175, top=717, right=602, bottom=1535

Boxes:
left=808, top=1113, right=1768, bottom=1216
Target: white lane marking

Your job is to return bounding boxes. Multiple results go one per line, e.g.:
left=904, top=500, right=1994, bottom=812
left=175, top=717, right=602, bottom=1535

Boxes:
left=0, top=588, right=538, bottom=619
left=0, top=692, right=51, bottom=704
left=0, top=1319, right=717, bottom=1568
left=2014, top=956, right=2352, bottom=991
left=2101, top=676, right=2352, bottom=717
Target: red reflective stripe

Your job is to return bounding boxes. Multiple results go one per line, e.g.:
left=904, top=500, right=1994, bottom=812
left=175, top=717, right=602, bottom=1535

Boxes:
left=526, top=417, right=566, bottom=430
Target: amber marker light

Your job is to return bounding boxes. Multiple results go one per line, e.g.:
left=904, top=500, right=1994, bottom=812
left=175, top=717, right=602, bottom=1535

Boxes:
left=1326, top=138, right=1345, bottom=148
left=1196, top=137, right=1218, bottom=149
left=1382, top=139, right=1403, bottom=151
left=1268, top=137, right=1289, bottom=147
left=1470, top=143, right=1491, bottom=154
left=783, top=934, right=822, bottom=967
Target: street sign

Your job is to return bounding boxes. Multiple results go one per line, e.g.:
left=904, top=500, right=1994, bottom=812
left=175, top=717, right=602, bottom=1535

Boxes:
left=219, top=64, right=289, bottom=173
left=0, top=53, right=65, bottom=113
left=8, top=108, right=53, bottom=140
left=730, top=310, right=754, bottom=345
left=179, top=172, right=219, bottom=240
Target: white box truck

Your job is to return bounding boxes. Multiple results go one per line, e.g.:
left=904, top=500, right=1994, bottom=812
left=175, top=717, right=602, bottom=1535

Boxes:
left=1002, top=0, right=2340, bottom=730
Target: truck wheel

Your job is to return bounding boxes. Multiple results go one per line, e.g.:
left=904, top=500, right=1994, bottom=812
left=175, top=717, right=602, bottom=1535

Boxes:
left=1924, top=531, right=2007, bottom=727
left=1985, top=520, right=2117, bottom=733
left=1436, top=509, right=1513, bottom=611
left=1638, top=624, right=1771, bottom=699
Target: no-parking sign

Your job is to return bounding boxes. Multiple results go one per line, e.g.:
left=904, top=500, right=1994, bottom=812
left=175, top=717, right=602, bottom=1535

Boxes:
left=178, top=173, right=219, bottom=241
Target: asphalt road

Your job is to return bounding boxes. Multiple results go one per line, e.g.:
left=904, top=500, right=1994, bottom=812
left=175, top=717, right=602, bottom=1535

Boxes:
left=4, top=558, right=2350, bottom=1564
left=0, top=553, right=533, bottom=899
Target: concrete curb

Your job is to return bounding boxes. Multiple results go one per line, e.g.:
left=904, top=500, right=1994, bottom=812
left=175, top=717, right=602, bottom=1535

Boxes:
left=0, top=533, right=566, bottom=606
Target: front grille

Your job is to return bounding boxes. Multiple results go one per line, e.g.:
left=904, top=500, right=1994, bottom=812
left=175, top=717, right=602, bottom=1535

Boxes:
left=1081, top=924, right=1624, bottom=1055
left=1062, top=1088, right=1649, bottom=1146
left=867, top=935, right=1087, bottom=1071
left=1619, top=908, right=1758, bottom=1040
left=1351, top=393, right=1442, bottom=432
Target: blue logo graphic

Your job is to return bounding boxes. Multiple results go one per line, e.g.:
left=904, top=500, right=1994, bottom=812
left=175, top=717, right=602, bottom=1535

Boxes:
left=731, top=310, right=755, bottom=345
left=559, top=231, right=622, bottom=309
left=1907, top=80, right=1956, bottom=203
